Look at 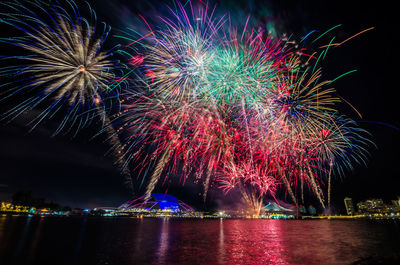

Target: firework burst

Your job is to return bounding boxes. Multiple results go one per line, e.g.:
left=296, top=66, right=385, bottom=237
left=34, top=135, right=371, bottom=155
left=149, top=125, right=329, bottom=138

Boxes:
left=0, top=0, right=122, bottom=134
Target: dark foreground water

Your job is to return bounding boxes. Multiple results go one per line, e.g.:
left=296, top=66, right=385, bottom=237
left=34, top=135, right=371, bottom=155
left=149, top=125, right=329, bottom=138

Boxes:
left=0, top=216, right=400, bottom=265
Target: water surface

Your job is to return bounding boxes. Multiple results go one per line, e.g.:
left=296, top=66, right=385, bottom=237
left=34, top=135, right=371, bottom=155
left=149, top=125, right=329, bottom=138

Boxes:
left=0, top=216, right=399, bottom=264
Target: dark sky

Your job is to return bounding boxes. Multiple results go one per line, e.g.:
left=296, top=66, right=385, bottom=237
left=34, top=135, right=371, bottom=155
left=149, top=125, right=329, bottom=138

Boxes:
left=0, top=0, right=398, bottom=211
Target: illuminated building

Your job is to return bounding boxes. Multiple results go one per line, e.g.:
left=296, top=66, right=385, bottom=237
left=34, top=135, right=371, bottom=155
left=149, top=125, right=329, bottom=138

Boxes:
left=357, top=199, right=400, bottom=216
left=357, top=199, right=384, bottom=214
left=118, top=193, right=194, bottom=214
left=299, top=205, right=307, bottom=214
left=344, top=197, right=355, bottom=215
left=308, top=205, right=317, bottom=215
left=0, top=201, right=66, bottom=215
left=1, top=201, right=31, bottom=213
left=263, top=201, right=296, bottom=219
left=91, top=207, right=115, bottom=216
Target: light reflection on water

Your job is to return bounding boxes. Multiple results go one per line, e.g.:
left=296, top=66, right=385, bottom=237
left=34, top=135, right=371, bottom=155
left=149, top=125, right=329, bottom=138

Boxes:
left=0, top=215, right=399, bottom=265
left=157, top=218, right=169, bottom=264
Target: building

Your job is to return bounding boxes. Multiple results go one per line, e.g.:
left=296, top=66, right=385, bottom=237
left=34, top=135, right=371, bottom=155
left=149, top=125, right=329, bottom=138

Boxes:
left=260, top=201, right=296, bottom=219
left=298, top=205, right=307, bottom=214
left=118, top=193, right=194, bottom=214
left=357, top=199, right=384, bottom=214
left=344, top=197, right=355, bottom=215
left=308, top=205, right=317, bottom=215
left=263, top=201, right=296, bottom=218
left=357, top=199, right=400, bottom=216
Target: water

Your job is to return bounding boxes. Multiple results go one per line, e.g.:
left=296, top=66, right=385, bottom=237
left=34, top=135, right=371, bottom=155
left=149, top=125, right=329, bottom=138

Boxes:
left=0, top=216, right=399, bottom=265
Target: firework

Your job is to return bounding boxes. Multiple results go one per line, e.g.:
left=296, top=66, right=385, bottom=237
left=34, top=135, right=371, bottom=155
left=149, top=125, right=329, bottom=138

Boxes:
left=0, top=0, right=136, bottom=189
left=0, top=0, right=372, bottom=214
left=114, top=92, right=233, bottom=198
left=114, top=1, right=370, bottom=211
left=0, top=0, right=122, bottom=134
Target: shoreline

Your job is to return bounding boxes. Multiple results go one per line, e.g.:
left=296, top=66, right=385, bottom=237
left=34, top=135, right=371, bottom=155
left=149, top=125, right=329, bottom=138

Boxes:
left=2, top=212, right=400, bottom=220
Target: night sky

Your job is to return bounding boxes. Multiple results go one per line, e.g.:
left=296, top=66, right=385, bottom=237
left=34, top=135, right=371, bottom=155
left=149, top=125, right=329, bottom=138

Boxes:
left=0, top=0, right=398, bottom=212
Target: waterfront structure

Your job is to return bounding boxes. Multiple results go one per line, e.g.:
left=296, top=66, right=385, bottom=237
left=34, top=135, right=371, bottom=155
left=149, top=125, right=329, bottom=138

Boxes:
left=1, top=202, right=30, bottom=213
left=357, top=199, right=400, bottom=216
left=308, top=205, right=317, bottom=215
left=357, top=199, right=384, bottom=214
left=344, top=197, right=355, bottom=215
left=0, top=201, right=67, bottom=215
left=263, top=202, right=296, bottom=219
left=299, top=205, right=307, bottom=214
left=118, top=193, right=194, bottom=214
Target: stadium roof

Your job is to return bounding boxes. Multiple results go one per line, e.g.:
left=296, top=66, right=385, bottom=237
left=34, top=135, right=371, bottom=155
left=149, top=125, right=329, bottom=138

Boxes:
left=264, top=202, right=295, bottom=213
left=118, top=193, right=194, bottom=213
